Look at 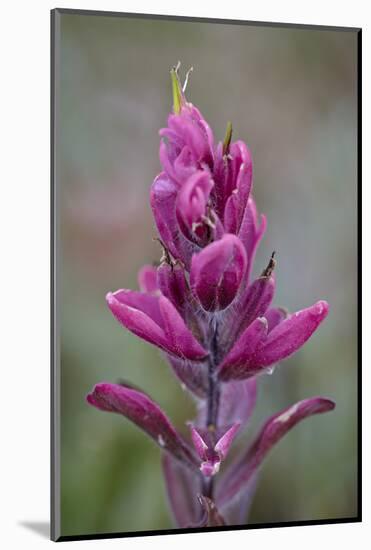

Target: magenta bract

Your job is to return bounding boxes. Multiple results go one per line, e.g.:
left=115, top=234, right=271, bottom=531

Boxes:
left=87, top=65, right=335, bottom=528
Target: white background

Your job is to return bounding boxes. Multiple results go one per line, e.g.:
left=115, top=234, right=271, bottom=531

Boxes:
left=1, top=0, right=368, bottom=548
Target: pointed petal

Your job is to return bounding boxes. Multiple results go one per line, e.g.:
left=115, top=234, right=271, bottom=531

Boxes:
left=214, top=423, right=241, bottom=459
left=189, top=424, right=240, bottom=477
left=253, top=300, right=329, bottom=368
left=190, top=234, right=247, bottom=311
left=218, top=318, right=268, bottom=382
left=159, top=295, right=208, bottom=360
left=189, top=425, right=208, bottom=460
left=137, top=265, right=159, bottom=293
left=87, top=382, right=198, bottom=467
left=162, top=453, right=201, bottom=528
left=216, top=396, right=335, bottom=507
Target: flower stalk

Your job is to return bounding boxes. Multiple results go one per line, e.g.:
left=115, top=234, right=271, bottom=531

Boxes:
left=87, top=65, right=335, bottom=528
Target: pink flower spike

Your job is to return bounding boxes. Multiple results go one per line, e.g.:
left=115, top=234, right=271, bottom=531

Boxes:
left=88, top=68, right=336, bottom=528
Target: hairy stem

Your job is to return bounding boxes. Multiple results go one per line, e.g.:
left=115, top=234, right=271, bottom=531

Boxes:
left=202, top=319, right=220, bottom=499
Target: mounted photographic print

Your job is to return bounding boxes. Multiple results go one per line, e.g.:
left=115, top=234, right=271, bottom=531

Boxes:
left=51, top=8, right=361, bottom=542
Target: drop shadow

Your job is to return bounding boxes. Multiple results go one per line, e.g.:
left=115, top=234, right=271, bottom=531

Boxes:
left=19, top=521, right=50, bottom=539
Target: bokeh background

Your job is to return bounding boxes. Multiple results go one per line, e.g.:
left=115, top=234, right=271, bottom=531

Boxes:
left=57, top=12, right=358, bottom=537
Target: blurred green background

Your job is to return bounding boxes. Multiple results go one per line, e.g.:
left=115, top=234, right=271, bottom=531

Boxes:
left=57, top=12, right=358, bottom=537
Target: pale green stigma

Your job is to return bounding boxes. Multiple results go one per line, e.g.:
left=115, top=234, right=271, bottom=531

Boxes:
left=222, top=121, right=233, bottom=155
left=171, top=63, right=183, bottom=115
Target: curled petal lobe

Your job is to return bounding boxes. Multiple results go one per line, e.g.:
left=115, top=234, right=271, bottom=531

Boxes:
left=174, top=146, right=197, bottom=183
left=87, top=382, right=198, bottom=467
left=264, top=306, right=288, bottom=332
left=190, top=234, right=247, bottom=311
left=160, top=140, right=198, bottom=185
left=150, top=172, right=196, bottom=267
left=217, top=396, right=335, bottom=507
left=165, top=105, right=214, bottom=167
left=176, top=171, right=214, bottom=236
left=174, top=145, right=196, bottom=172
left=253, top=300, right=329, bottom=368
left=159, top=140, right=180, bottom=184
